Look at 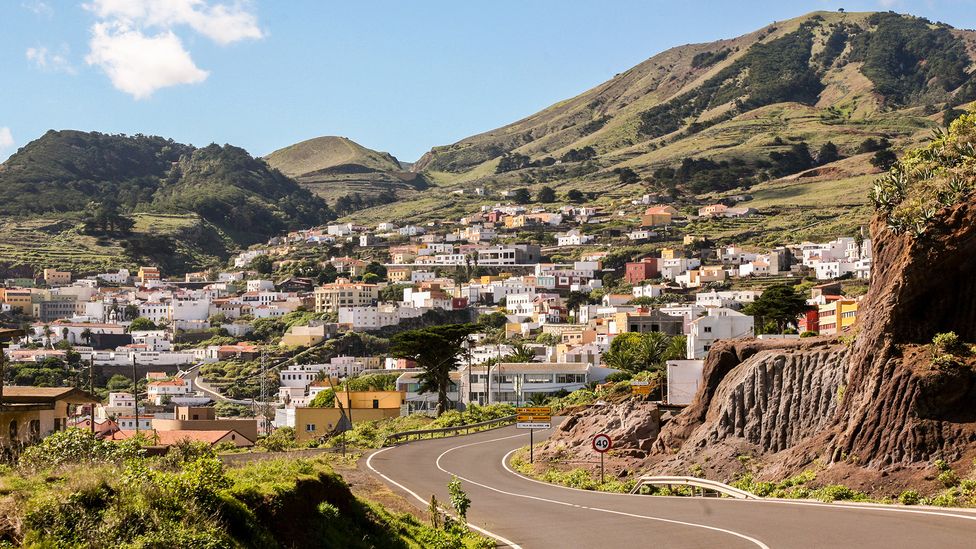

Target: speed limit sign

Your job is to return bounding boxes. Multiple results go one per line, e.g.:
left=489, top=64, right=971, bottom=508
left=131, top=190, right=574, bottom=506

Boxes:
left=592, top=433, right=612, bottom=453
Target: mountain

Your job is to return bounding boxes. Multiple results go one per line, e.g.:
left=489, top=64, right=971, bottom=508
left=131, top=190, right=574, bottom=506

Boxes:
left=344, top=11, right=975, bottom=237
left=0, top=130, right=335, bottom=273
left=265, top=136, right=429, bottom=215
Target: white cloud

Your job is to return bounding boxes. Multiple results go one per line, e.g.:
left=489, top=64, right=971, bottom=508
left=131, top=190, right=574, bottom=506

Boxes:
left=85, top=0, right=264, bottom=45
left=0, top=127, right=14, bottom=151
left=22, top=1, right=53, bottom=17
left=86, top=22, right=209, bottom=100
left=26, top=45, right=77, bottom=74
left=83, top=0, right=263, bottom=98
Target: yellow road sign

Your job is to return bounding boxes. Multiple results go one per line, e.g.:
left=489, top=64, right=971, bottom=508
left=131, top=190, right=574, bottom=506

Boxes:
left=517, top=407, right=551, bottom=416
left=632, top=384, right=652, bottom=396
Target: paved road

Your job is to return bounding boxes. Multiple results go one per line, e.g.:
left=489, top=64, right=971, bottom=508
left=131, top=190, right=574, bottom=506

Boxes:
left=366, top=424, right=976, bottom=549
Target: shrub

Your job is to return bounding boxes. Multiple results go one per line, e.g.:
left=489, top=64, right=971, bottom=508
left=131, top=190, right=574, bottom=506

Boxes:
left=19, top=428, right=144, bottom=471
left=938, top=469, right=960, bottom=488
left=447, top=476, right=470, bottom=523
left=932, top=332, right=966, bottom=356
left=899, top=490, right=921, bottom=505
left=258, top=426, right=297, bottom=452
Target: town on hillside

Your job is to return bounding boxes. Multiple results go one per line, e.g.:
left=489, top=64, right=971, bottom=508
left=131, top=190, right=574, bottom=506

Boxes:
left=0, top=192, right=872, bottom=451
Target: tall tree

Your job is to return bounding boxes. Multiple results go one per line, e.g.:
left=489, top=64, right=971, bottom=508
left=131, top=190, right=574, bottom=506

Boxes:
left=536, top=186, right=557, bottom=203
left=743, top=284, right=809, bottom=334
left=390, top=324, right=477, bottom=415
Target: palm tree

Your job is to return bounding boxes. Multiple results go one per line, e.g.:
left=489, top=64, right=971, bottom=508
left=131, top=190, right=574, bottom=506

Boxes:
left=81, top=328, right=93, bottom=346
left=42, top=325, right=53, bottom=349
left=503, top=342, right=536, bottom=363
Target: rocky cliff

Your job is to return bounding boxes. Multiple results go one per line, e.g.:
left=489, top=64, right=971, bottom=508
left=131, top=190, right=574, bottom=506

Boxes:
left=538, top=116, right=976, bottom=491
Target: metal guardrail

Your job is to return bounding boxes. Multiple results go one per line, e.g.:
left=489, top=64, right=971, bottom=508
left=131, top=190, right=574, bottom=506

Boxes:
left=383, top=414, right=517, bottom=446
left=630, top=475, right=760, bottom=499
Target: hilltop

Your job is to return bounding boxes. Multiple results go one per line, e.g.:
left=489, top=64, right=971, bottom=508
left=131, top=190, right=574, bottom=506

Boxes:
left=265, top=135, right=403, bottom=176
left=0, top=130, right=335, bottom=274
left=343, top=11, right=976, bottom=241
left=265, top=136, right=429, bottom=215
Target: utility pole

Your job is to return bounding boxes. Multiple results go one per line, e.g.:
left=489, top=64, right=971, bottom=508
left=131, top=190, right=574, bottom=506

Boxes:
left=131, top=354, right=140, bottom=435
left=259, top=351, right=267, bottom=434
left=89, top=356, right=95, bottom=435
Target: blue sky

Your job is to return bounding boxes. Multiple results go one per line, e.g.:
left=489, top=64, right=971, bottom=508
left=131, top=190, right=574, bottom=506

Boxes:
left=2, top=0, right=975, bottom=163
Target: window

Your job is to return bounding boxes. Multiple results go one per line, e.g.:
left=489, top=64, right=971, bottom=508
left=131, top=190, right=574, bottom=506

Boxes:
left=704, top=326, right=712, bottom=333
left=305, top=424, right=317, bottom=432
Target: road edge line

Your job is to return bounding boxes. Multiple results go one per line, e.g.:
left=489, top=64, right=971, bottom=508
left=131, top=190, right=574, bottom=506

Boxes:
left=365, top=446, right=524, bottom=549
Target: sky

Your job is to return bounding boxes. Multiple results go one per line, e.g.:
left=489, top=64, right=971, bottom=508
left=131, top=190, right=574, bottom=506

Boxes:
left=2, top=0, right=976, bottom=164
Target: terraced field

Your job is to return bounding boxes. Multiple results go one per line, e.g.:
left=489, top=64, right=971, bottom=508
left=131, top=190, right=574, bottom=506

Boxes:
left=0, top=213, right=235, bottom=276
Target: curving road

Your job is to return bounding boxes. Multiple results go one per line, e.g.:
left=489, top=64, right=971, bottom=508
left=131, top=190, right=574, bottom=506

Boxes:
left=366, top=423, right=976, bottom=549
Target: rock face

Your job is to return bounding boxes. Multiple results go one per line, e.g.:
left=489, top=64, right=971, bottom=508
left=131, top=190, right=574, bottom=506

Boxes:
left=646, top=199, right=976, bottom=480
left=540, top=400, right=661, bottom=461
left=821, top=202, right=976, bottom=468
left=540, top=199, right=976, bottom=489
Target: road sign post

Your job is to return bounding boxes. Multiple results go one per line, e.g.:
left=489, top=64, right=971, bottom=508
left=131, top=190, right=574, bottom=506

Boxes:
left=517, top=407, right=551, bottom=463
left=631, top=380, right=652, bottom=399
left=592, top=433, right=612, bottom=484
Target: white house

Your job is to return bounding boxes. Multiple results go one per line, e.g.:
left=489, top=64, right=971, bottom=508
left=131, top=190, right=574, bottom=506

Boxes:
left=145, top=378, right=193, bottom=405
left=556, top=229, right=594, bottom=247
left=686, top=308, right=754, bottom=359
left=694, top=290, right=761, bottom=308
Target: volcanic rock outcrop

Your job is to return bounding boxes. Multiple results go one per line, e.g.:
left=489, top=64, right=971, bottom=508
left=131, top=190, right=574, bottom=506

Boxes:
left=541, top=115, right=976, bottom=489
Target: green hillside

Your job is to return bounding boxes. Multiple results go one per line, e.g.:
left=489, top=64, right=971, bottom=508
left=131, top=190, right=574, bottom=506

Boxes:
left=265, top=135, right=402, bottom=176
left=345, top=10, right=975, bottom=235
left=264, top=135, right=429, bottom=215
left=0, top=130, right=335, bottom=273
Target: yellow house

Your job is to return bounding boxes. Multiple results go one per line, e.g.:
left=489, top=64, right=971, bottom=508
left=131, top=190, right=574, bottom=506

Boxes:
left=42, top=269, right=71, bottom=286
left=479, top=275, right=505, bottom=285
left=660, top=247, right=685, bottom=260
left=388, top=267, right=412, bottom=283
left=138, top=266, right=160, bottom=285
left=818, top=299, right=859, bottom=335
left=335, top=390, right=404, bottom=411
left=1, top=288, right=33, bottom=313
left=293, top=405, right=401, bottom=443
left=280, top=324, right=333, bottom=348
left=0, top=386, right=99, bottom=446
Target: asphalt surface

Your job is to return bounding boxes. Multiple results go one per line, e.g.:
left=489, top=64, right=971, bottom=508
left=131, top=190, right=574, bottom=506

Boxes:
left=366, top=423, right=976, bottom=549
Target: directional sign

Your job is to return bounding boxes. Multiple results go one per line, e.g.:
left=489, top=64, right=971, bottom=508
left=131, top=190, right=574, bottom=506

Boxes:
left=517, top=406, right=551, bottom=429
left=592, top=433, right=612, bottom=453
left=631, top=382, right=652, bottom=397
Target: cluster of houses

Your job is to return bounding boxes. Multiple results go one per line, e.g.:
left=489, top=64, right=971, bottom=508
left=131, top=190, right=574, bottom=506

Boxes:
left=0, top=193, right=874, bottom=450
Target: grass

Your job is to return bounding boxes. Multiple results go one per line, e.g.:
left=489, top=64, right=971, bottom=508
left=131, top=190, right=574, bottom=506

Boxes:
left=512, top=447, right=976, bottom=508
left=0, top=431, right=494, bottom=548
left=322, top=404, right=517, bottom=449
left=0, top=212, right=232, bottom=275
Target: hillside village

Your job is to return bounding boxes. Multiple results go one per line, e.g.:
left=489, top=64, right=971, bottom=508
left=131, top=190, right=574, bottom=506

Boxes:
left=0, top=184, right=873, bottom=450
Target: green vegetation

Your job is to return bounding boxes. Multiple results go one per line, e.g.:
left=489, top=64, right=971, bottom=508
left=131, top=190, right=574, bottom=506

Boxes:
left=639, top=21, right=823, bottom=138
left=1, top=429, right=491, bottom=548
left=0, top=130, right=334, bottom=269
left=390, top=324, right=478, bottom=415
left=872, top=111, right=976, bottom=235
left=601, top=332, right=685, bottom=374
left=743, top=284, right=810, bottom=333
left=322, top=404, right=516, bottom=449
left=850, top=13, right=975, bottom=106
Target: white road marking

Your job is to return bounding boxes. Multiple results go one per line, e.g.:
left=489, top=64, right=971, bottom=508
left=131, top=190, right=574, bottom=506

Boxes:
left=366, top=446, right=524, bottom=549
left=494, top=430, right=976, bottom=524
left=434, top=434, right=771, bottom=549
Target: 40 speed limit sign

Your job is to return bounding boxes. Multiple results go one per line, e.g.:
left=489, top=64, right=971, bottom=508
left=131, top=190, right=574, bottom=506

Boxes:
left=592, top=433, right=612, bottom=453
